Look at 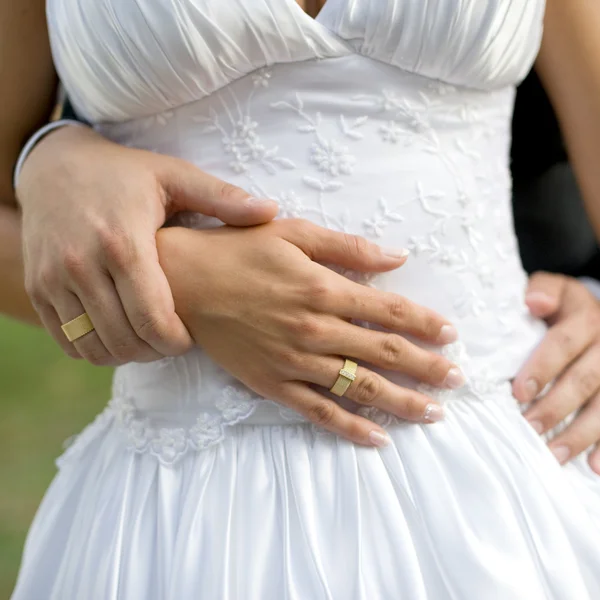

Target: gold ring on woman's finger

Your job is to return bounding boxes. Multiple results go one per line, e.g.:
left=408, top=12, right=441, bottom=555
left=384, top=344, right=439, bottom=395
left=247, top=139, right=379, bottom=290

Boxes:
left=329, top=358, right=358, bottom=397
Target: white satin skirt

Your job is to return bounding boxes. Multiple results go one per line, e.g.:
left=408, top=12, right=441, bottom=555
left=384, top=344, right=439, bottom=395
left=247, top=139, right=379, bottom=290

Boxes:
left=12, top=386, right=600, bottom=599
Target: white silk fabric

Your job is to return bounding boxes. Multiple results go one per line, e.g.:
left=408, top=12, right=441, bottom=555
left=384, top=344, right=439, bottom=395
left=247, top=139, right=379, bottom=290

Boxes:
left=13, top=1, right=600, bottom=598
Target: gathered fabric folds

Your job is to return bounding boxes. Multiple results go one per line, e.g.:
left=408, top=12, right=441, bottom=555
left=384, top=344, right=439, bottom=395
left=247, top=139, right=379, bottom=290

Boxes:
left=13, top=390, right=600, bottom=599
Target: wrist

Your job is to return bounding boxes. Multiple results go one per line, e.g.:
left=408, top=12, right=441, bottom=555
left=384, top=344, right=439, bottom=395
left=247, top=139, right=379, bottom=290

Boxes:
left=13, top=120, right=88, bottom=193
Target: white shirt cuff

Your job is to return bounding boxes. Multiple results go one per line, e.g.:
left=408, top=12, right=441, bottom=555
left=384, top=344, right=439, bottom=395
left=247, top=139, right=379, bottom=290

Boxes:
left=13, top=119, right=86, bottom=190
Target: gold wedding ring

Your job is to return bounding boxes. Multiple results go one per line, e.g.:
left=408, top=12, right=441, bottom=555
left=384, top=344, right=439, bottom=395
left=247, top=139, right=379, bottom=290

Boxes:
left=329, top=358, right=358, bottom=397
left=61, top=313, right=95, bottom=342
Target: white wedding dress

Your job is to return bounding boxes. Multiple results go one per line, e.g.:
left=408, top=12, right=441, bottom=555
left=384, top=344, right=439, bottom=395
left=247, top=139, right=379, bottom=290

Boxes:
left=13, top=1, right=600, bottom=598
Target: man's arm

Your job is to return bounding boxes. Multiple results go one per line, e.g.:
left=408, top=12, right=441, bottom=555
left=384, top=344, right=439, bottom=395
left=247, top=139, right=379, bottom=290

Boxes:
left=536, top=0, right=600, bottom=239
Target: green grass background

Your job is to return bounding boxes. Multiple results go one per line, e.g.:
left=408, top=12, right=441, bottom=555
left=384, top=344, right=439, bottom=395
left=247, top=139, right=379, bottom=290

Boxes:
left=0, top=316, right=112, bottom=596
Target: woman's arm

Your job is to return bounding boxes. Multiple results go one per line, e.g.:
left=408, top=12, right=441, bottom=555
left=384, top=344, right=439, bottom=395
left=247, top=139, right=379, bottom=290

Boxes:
left=0, top=205, right=39, bottom=324
left=0, top=0, right=57, bottom=206
left=536, top=0, right=600, bottom=238
left=0, top=0, right=56, bottom=322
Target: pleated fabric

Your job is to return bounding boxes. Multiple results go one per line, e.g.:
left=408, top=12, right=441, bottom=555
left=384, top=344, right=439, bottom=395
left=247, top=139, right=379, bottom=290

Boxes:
left=47, top=0, right=545, bottom=123
left=13, top=391, right=600, bottom=599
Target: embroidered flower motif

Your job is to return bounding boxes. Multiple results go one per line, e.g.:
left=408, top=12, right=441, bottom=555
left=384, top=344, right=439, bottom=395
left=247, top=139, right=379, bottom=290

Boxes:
left=277, top=191, right=306, bottom=218
left=252, top=68, right=272, bottom=88
left=379, top=121, right=403, bottom=143
left=310, top=139, right=355, bottom=177
left=216, top=386, right=256, bottom=421
left=363, top=197, right=405, bottom=237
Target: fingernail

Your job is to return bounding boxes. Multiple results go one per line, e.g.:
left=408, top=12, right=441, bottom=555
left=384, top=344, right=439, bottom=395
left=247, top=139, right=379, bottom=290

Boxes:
left=423, top=403, right=445, bottom=423
left=369, top=430, right=392, bottom=447
left=382, top=247, right=410, bottom=259
left=551, top=445, right=570, bottom=464
left=589, top=452, right=600, bottom=474
left=444, top=367, right=466, bottom=389
left=528, top=419, right=544, bottom=434
left=245, top=196, right=276, bottom=206
left=524, top=378, right=539, bottom=401
left=437, top=325, right=459, bottom=345
left=526, top=292, right=553, bottom=305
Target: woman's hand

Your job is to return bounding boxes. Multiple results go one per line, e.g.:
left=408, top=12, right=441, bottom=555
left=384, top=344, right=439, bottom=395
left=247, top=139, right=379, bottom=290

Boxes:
left=17, top=125, right=278, bottom=365
left=158, top=220, right=464, bottom=447
left=513, top=272, right=600, bottom=472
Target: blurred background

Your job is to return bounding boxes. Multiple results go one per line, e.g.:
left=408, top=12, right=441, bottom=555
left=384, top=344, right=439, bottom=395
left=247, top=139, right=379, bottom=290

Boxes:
left=0, top=316, right=112, bottom=595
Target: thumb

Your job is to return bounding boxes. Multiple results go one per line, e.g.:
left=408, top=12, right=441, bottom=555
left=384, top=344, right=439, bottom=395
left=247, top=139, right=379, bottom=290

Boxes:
left=156, top=156, right=279, bottom=226
left=525, top=271, right=564, bottom=318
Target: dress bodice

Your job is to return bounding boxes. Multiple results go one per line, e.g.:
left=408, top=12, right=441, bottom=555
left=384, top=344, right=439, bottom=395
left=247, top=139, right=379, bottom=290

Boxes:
left=46, top=0, right=548, bottom=464
left=48, top=0, right=545, bottom=123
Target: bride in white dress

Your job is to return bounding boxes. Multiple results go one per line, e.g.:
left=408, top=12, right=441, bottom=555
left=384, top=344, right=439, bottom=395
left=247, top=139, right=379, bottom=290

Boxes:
left=10, top=0, right=600, bottom=597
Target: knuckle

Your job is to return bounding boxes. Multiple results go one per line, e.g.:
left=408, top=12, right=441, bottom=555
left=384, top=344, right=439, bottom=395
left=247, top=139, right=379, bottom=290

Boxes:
left=387, top=296, right=408, bottom=324
left=135, top=312, right=170, bottom=344
left=217, top=181, right=246, bottom=204
left=378, top=335, right=406, bottom=367
left=38, top=266, right=61, bottom=292
left=97, top=224, right=136, bottom=270
left=354, top=372, right=383, bottom=405
left=307, top=400, right=336, bottom=427
left=540, top=406, right=563, bottom=429
left=428, top=355, right=452, bottom=384
left=62, top=249, right=87, bottom=279
left=342, top=233, right=370, bottom=257
left=403, top=394, right=427, bottom=419
left=305, top=280, right=334, bottom=309
left=575, top=369, right=600, bottom=399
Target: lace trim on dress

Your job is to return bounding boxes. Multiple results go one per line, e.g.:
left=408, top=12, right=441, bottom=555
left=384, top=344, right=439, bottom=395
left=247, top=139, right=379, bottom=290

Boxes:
left=57, top=343, right=510, bottom=467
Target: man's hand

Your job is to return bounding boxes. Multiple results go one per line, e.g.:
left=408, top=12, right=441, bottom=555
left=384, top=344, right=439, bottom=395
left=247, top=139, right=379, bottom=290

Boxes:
left=18, top=125, right=278, bottom=366
left=513, top=272, right=600, bottom=473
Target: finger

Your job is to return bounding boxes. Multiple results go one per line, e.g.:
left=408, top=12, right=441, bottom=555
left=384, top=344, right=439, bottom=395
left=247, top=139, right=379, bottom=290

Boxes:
left=107, top=236, right=193, bottom=356
left=329, top=280, right=458, bottom=345
left=275, top=381, right=392, bottom=447
left=35, top=302, right=82, bottom=360
left=155, top=156, right=279, bottom=226
left=525, top=272, right=564, bottom=319
left=546, top=392, right=600, bottom=466
left=305, top=357, right=445, bottom=424
left=53, top=291, right=118, bottom=366
left=589, top=443, right=600, bottom=475
left=523, top=344, right=600, bottom=433
left=280, top=220, right=410, bottom=273
left=72, top=270, right=163, bottom=364
left=319, top=324, right=464, bottom=388
left=512, top=312, right=595, bottom=403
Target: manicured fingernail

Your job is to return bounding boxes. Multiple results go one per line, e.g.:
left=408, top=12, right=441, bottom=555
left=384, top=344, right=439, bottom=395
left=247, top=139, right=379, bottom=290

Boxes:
left=382, top=247, right=410, bottom=259
left=444, top=367, right=466, bottom=389
left=245, top=196, right=276, bottom=206
left=369, top=430, right=392, bottom=447
left=590, top=452, right=600, bottom=474
left=437, top=325, right=459, bottom=345
left=528, top=419, right=544, bottom=434
left=524, top=378, right=539, bottom=401
left=551, top=445, right=570, bottom=464
left=423, top=403, right=445, bottom=423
